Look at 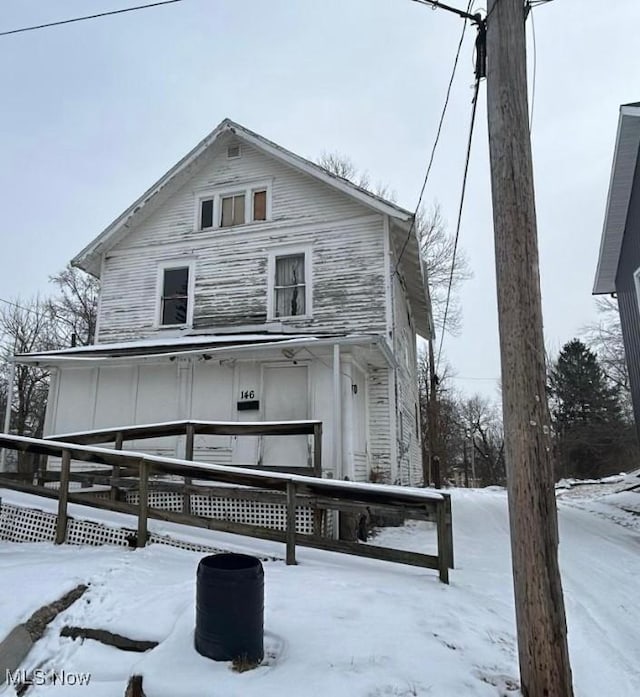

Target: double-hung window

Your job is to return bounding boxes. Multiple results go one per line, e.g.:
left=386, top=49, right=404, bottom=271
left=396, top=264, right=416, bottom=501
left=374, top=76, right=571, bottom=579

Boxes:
left=198, top=183, right=270, bottom=231
left=274, top=254, right=306, bottom=317
left=268, top=247, right=312, bottom=320
left=157, top=262, right=194, bottom=327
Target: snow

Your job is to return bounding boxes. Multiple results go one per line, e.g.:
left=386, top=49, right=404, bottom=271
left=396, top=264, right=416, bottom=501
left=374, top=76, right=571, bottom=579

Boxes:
left=19, top=333, right=313, bottom=357
left=15, top=333, right=386, bottom=366
left=1, top=437, right=446, bottom=503
left=1, top=484, right=640, bottom=696
left=48, top=418, right=323, bottom=441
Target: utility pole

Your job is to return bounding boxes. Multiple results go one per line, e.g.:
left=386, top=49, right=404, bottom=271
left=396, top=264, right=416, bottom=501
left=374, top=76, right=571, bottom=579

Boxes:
left=462, top=437, right=469, bottom=487
left=427, top=337, right=441, bottom=488
left=485, top=1, right=573, bottom=696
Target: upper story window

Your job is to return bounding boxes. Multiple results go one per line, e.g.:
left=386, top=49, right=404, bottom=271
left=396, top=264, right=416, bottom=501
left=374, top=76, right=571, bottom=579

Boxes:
left=267, top=246, right=312, bottom=320
left=156, top=260, right=195, bottom=327
left=220, top=193, right=245, bottom=227
left=197, top=182, right=271, bottom=231
left=275, top=255, right=306, bottom=317
left=253, top=190, right=267, bottom=221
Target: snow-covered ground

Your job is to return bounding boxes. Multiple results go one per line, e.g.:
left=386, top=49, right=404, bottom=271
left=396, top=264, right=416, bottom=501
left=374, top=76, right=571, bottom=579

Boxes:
left=1, top=476, right=639, bottom=697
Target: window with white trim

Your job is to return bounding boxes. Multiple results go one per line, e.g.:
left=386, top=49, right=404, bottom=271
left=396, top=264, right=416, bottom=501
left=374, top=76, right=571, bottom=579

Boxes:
left=253, top=189, right=267, bottom=221
left=197, top=183, right=271, bottom=231
left=274, top=254, right=306, bottom=317
left=220, top=193, right=245, bottom=227
left=268, top=247, right=312, bottom=320
left=157, top=262, right=194, bottom=327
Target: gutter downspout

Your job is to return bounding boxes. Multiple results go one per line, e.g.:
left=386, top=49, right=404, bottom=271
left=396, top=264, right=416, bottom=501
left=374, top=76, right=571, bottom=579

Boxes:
left=1, top=359, right=16, bottom=472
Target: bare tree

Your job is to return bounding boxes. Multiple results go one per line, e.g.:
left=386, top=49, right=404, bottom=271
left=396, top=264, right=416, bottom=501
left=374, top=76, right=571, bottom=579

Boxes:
left=317, top=152, right=369, bottom=187
left=459, top=395, right=505, bottom=486
left=48, top=264, right=100, bottom=347
left=0, top=297, right=57, bottom=471
left=583, top=296, right=632, bottom=419
left=317, top=153, right=470, bottom=335
left=419, top=203, right=471, bottom=336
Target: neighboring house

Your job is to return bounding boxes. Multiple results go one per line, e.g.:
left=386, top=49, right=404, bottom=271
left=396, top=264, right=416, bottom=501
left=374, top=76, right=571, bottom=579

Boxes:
left=17, top=119, right=432, bottom=485
left=593, top=102, right=640, bottom=435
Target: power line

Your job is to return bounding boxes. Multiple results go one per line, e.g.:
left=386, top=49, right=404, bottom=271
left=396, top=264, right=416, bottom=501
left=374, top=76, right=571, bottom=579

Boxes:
left=394, top=1, right=474, bottom=279
left=0, top=297, right=42, bottom=317
left=411, top=0, right=479, bottom=22
left=0, top=0, right=185, bottom=38
left=436, top=75, right=481, bottom=371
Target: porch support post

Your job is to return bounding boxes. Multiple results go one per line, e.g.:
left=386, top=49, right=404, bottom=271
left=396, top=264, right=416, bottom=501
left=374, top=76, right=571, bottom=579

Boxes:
left=0, top=359, right=16, bottom=472
left=333, top=344, right=342, bottom=479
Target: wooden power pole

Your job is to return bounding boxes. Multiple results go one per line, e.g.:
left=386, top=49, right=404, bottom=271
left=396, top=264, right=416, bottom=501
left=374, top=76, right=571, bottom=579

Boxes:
left=485, top=1, right=574, bottom=696
left=427, top=337, right=441, bottom=488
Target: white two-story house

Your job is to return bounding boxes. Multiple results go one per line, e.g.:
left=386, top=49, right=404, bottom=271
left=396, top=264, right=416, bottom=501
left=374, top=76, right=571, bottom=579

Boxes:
left=19, top=119, right=432, bottom=486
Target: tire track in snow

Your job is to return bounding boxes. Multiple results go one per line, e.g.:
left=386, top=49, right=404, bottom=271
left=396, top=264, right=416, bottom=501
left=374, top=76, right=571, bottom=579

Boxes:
left=558, top=506, right=640, bottom=696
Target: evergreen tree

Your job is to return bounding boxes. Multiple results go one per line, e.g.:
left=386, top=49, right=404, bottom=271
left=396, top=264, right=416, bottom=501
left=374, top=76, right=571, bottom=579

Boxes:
left=549, top=339, right=630, bottom=478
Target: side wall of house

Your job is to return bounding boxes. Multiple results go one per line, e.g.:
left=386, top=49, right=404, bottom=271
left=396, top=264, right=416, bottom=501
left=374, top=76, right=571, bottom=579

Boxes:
left=391, top=272, right=421, bottom=485
left=97, top=140, right=387, bottom=342
left=366, top=366, right=393, bottom=483
left=616, top=152, right=640, bottom=439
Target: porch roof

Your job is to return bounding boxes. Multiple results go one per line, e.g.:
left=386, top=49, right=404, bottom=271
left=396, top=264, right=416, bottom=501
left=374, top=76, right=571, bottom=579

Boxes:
left=14, top=332, right=397, bottom=369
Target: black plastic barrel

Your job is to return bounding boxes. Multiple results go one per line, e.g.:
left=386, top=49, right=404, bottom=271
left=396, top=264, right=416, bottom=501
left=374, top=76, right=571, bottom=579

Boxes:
left=194, top=553, right=264, bottom=663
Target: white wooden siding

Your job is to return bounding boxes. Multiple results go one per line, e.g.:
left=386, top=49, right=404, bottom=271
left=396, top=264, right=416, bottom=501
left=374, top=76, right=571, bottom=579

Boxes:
left=367, top=367, right=392, bottom=483
left=97, top=141, right=387, bottom=342
left=353, top=453, right=368, bottom=482
left=391, top=260, right=422, bottom=486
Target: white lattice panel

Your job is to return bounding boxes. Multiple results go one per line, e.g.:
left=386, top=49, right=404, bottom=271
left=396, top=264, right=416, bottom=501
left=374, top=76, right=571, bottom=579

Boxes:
left=0, top=504, right=57, bottom=543
left=0, top=502, right=279, bottom=560
left=126, top=490, right=315, bottom=534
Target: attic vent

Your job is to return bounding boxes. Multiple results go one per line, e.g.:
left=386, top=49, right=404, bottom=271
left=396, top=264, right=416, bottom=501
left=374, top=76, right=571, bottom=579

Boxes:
left=227, top=144, right=241, bottom=159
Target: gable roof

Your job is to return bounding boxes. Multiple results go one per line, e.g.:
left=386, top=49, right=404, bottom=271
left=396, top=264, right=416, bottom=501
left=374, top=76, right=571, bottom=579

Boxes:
left=593, top=103, right=640, bottom=294
left=72, top=118, right=432, bottom=338
left=73, top=118, right=413, bottom=276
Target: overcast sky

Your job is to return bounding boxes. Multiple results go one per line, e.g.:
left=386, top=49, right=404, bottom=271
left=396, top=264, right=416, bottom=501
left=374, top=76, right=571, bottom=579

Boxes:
left=1, top=0, right=639, bottom=400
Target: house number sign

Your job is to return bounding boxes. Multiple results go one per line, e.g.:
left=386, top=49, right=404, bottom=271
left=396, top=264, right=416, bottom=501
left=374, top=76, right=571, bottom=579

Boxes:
left=237, top=388, right=259, bottom=412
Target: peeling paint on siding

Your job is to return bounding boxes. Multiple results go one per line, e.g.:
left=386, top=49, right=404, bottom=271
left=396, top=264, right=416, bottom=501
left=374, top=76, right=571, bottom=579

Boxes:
left=367, top=367, right=392, bottom=483
left=97, top=142, right=386, bottom=342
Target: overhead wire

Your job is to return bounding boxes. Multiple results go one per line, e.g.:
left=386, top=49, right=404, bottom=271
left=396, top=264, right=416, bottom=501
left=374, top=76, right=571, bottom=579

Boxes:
left=0, top=0, right=185, bottom=37
left=0, top=297, right=42, bottom=317
left=436, top=75, right=481, bottom=371
left=393, top=1, right=474, bottom=279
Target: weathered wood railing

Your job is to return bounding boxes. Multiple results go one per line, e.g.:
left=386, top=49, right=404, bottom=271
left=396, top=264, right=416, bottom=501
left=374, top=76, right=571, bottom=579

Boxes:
left=0, top=433, right=454, bottom=583
left=48, top=419, right=323, bottom=526
left=49, top=418, right=323, bottom=473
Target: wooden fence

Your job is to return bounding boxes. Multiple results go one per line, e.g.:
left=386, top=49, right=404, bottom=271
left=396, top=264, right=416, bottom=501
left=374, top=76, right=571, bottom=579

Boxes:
left=0, top=429, right=454, bottom=583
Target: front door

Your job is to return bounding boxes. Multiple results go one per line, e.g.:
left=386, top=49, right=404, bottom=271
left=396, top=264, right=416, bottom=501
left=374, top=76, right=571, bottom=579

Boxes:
left=261, top=365, right=309, bottom=468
